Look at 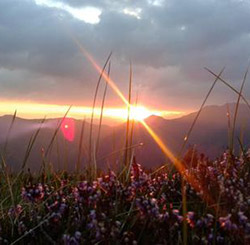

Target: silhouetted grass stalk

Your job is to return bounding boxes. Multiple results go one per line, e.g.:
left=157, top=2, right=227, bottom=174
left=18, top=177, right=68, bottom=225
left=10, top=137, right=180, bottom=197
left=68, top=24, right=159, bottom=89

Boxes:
left=239, top=121, right=245, bottom=155
left=205, top=68, right=250, bottom=111
left=180, top=67, right=225, bottom=155
left=124, top=62, right=133, bottom=168
left=3, top=110, right=17, bottom=154
left=22, top=117, right=46, bottom=171
left=231, top=68, right=248, bottom=151
left=12, top=117, right=46, bottom=186
left=98, top=143, right=143, bottom=162
left=45, top=105, right=72, bottom=158
left=76, top=117, right=86, bottom=172
left=128, top=92, right=138, bottom=166
left=177, top=67, right=224, bottom=244
left=0, top=154, right=14, bottom=207
left=88, top=52, right=112, bottom=168
left=182, top=178, right=187, bottom=245
left=96, top=61, right=111, bottom=157
left=226, top=104, right=232, bottom=150
left=11, top=213, right=53, bottom=245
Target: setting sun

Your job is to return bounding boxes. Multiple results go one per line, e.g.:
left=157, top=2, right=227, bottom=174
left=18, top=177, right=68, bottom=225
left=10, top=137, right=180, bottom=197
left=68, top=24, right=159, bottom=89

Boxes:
left=127, top=106, right=156, bottom=121
left=129, top=106, right=151, bottom=121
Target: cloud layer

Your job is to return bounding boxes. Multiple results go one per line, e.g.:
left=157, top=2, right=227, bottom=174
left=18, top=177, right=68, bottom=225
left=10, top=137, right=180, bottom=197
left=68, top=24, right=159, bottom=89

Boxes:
left=0, top=0, right=250, bottom=111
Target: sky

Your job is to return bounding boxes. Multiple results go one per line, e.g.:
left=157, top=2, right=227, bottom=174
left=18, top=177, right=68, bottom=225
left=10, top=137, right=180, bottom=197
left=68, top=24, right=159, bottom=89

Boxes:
left=0, top=0, right=250, bottom=120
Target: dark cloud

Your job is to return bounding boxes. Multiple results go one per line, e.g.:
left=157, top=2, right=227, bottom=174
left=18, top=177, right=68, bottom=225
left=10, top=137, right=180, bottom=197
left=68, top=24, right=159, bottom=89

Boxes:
left=0, top=0, right=250, bottom=110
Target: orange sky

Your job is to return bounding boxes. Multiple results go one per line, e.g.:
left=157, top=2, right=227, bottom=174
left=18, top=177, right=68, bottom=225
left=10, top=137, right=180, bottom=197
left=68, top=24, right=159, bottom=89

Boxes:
left=0, top=100, right=184, bottom=123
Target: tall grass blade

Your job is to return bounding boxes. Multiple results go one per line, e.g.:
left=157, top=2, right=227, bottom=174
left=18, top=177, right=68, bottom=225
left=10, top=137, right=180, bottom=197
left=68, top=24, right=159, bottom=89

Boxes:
left=89, top=52, right=112, bottom=165
left=96, top=61, right=111, bottom=157
left=180, top=67, right=225, bottom=155
left=3, top=110, right=17, bottom=154
left=124, top=61, right=132, bottom=167
left=237, top=137, right=245, bottom=157
left=12, top=117, right=46, bottom=185
left=11, top=213, right=52, bottom=245
left=56, top=133, right=60, bottom=171
left=112, top=127, right=117, bottom=168
left=125, top=149, right=134, bottom=182
left=45, top=105, right=72, bottom=158
left=231, top=67, right=248, bottom=151
left=93, top=142, right=97, bottom=180
left=226, top=104, right=232, bottom=150
left=98, top=143, right=143, bottom=162
left=21, top=117, right=46, bottom=171
left=63, top=136, right=69, bottom=171
left=129, top=92, right=138, bottom=164
left=0, top=153, right=14, bottom=207
left=76, top=117, right=86, bottom=172
left=239, top=120, right=245, bottom=155
left=205, top=68, right=250, bottom=111
left=182, top=178, right=187, bottom=245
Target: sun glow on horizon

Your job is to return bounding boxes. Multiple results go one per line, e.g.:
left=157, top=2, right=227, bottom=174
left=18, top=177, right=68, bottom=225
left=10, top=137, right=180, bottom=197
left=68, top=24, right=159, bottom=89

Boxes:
left=0, top=101, right=183, bottom=122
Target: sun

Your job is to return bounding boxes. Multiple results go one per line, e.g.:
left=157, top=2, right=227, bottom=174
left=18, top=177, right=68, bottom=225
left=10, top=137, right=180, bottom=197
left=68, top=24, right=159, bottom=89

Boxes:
left=129, top=106, right=152, bottom=121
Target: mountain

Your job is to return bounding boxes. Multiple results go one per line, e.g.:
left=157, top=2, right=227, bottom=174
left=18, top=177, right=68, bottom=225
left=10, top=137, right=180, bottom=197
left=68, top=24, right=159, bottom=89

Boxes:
left=0, top=103, right=249, bottom=172
left=0, top=116, right=112, bottom=172
left=99, top=103, right=250, bottom=168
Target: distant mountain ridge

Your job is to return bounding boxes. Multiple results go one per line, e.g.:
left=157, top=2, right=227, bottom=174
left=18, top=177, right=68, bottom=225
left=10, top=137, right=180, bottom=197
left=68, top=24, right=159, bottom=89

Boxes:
left=0, top=103, right=249, bottom=171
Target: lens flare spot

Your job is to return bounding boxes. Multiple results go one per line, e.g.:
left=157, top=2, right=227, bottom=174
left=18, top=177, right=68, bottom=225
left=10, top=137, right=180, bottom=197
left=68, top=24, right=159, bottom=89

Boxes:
left=61, top=118, right=75, bottom=141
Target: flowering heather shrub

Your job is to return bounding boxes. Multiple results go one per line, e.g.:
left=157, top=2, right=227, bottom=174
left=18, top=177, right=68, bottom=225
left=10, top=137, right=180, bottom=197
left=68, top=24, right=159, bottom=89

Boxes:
left=0, top=151, right=249, bottom=244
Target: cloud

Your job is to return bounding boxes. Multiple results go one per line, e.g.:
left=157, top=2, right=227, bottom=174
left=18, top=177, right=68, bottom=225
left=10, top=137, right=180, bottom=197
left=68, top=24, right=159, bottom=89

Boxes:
left=34, top=0, right=102, bottom=24
left=0, top=0, right=250, bottom=110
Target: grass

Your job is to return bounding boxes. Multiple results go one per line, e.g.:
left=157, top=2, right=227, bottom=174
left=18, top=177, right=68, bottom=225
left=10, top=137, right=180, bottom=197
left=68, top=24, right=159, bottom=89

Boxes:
left=96, top=61, right=111, bottom=158
left=179, top=67, right=225, bottom=156
left=124, top=62, right=133, bottom=169
left=76, top=117, right=86, bottom=172
left=0, top=153, right=249, bottom=244
left=88, top=52, right=112, bottom=168
left=231, top=68, right=249, bottom=151
left=3, top=110, right=17, bottom=154
left=0, top=64, right=249, bottom=244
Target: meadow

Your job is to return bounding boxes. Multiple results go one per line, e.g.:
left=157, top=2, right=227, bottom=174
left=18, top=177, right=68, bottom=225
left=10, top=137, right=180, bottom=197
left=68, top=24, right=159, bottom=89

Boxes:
left=0, top=151, right=249, bottom=244
left=0, top=59, right=250, bottom=244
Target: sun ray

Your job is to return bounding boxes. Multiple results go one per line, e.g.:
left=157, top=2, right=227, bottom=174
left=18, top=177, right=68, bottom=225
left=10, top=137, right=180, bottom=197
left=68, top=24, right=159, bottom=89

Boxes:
left=70, top=36, right=215, bottom=204
left=141, top=119, right=215, bottom=204
left=70, top=36, right=129, bottom=106
left=140, top=120, right=184, bottom=172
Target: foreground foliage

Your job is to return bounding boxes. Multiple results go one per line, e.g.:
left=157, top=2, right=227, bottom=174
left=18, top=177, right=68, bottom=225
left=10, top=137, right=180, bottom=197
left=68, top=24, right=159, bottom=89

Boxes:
left=0, top=151, right=249, bottom=244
